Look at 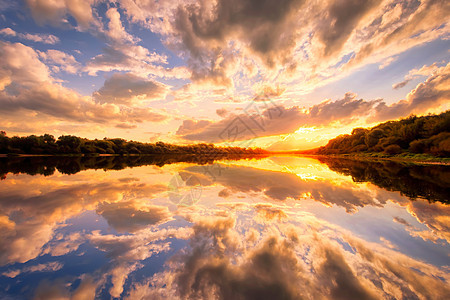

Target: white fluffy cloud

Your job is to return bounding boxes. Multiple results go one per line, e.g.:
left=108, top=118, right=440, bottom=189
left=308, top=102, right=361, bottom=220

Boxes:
left=371, top=63, right=450, bottom=122
left=0, top=41, right=168, bottom=126
left=25, top=0, right=96, bottom=29
left=38, top=49, right=80, bottom=74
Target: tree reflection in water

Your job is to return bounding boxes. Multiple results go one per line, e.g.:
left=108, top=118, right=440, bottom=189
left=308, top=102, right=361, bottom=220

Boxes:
left=0, top=155, right=448, bottom=299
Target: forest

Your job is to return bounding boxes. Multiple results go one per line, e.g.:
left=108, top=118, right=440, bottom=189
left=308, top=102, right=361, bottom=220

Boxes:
left=0, top=132, right=267, bottom=156
left=315, top=111, right=450, bottom=157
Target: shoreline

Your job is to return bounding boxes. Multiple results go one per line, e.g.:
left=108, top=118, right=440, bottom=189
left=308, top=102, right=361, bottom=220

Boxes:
left=1, top=152, right=449, bottom=166
left=284, top=153, right=450, bottom=166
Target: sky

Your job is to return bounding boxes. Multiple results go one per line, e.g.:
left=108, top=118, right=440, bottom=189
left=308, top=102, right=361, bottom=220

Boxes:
left=0, top=0, right=449, bottom=150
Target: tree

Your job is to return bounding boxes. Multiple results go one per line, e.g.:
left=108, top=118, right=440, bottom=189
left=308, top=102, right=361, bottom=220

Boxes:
left=0, top=131, right=8, bottom=153
left=316, top=110, right=450, bottom=157
left=57, top=135, right=81, bottom=153
left=384, top=144, right=402, bottom=155
left=365, top=129, right=385, bottom=148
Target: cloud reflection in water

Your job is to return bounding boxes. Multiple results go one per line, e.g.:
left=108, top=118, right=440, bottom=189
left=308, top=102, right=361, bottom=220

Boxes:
left=0, top=156, right=448, bottom=299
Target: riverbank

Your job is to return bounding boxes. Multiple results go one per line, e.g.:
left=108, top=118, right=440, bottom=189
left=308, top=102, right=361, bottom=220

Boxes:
left=294, top=153, right=450, bottom=166
left=1, top=152, right=449, bottom=165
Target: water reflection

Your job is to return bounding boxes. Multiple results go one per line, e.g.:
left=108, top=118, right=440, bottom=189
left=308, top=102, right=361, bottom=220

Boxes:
left=0, top=156, right=448, bottom=299
left=318, top=157, right=450, bottom=204
left=0, top=154, right=269, bottom=177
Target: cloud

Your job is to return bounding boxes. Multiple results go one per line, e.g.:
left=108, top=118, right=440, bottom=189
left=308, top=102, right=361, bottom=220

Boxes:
left=19, top=32, right=60, bottom=44
left=0, top=41, right=52, bottom=86
left=0, top=27, right=16, bottom=36
left=97, top=199, right=172, bottom=233
left=25, top=0, right=95, bottom=29
left=0, top=81, right=168, bottom=124
left=0, top=174, right=171, bottom=265
left=115, top=123, right=137, bottom=129
left=84, top=7, right=184, bottom=80
left=0, top=169, right=193, bottom=299
left=126, top=212, right=449, bottom=299
left=392, top=79, right=412, bottom=90
left=166, top=0, right=306, bottom=86
left=176, top=62, right=449, bottom=143
left=2, top=261, right=63, bottom=278
left=216, top=108, right=229, bottom=118
left=176, top=119, right=212, bottom=136
left=0, top=41, right=168, bottom=126
left=402, top=201, right=450, bottom=243
left=371, top=63, right=450, bottom=122
left=178, top=93, right=380, bottom=142
left=41, top=232, right=85, bottom=257
left=1, top=156, right=448, bottom=299
left=38, top=49, right=80, bottom=74
left=392, top=62, right=442, bottom=89
left=33, top=275, right=98, bottom=300
left=105, top=7, right=137, bottom=43
left=345, top=0, right=450, bottom=68
left=314, top=0, right=381, bottom=58
left=218, top=189, right=231, bottom=198
left=93, top=73, right=168, bottom=105
left=88, top=227, right=191, bottom=298
left=185, top=164, right=383, bottom=213
left=378, top=56, right=398, bottom=70
left=118, top=0, right=449, bottom=94
left=254, top=204, right=287, bottom=222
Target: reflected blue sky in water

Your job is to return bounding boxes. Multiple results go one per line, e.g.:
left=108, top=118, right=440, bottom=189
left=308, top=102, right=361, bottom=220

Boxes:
left=0, top=156, right=449, bottom=299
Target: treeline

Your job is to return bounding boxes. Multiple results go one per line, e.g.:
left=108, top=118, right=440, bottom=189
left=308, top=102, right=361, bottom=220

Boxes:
left=316, top=111, right=450, bottom=157
left=0, top=132, right=267, bottom=155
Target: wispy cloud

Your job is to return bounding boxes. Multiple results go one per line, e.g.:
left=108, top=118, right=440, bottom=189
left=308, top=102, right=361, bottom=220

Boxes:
left=0, top=27, right=59, bottom=44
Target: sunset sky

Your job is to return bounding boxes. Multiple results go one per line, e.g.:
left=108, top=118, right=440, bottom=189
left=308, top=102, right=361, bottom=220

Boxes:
left=0, top=0, right=449, bottom=150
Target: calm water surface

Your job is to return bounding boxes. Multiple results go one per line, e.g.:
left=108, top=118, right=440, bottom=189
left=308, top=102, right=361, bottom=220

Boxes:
left=0, top=156, right=449, bottom=299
